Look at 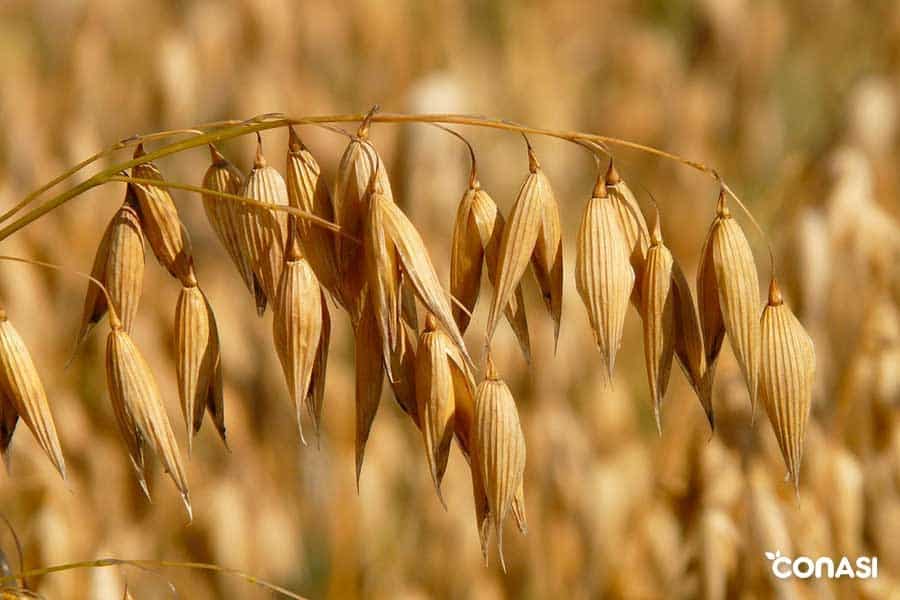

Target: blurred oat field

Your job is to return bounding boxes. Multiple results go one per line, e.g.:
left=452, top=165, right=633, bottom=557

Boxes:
left=0, top=1, right=899, bottom=598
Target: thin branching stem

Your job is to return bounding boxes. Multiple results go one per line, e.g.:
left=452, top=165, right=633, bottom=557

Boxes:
left=0, top=558, right=309, bottom=600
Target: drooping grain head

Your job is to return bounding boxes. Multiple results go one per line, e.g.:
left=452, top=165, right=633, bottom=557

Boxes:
left=485, top=146, right=548, bottom=350
left=354, top=292, right=384, bottom=487
left=575, top=175, right=635, bottom=381
left=131, top=144, right=194, bottom=283
left=415, top=314, right=476, bottom=503
left=475, top=357, right=526, bottom=572
left=175, top=284, right=226, bottom=453
left=239, top=138, right=290, bottom=309
left=386, top=324, right=418, bottom=428
left=202, top=145, right=259, bottom=305
left=0, top=309, right=66, bottom=479
left=528, top=147, right=564, bottom=349
left=640, top=216, right=676, bottom=433
left=760, top=278, right=816, bottom=494
left=606, top=161, right=650, bottom=307
left=77, top=189, right=145, bottom=348
left=670, top=261, right=713, bottom=429
left=272, top=246, right=323, bottom=446
left=376, top=196, right=473, bottom=370
left=308, top=289, right=331, bottom=438
left=698, top=192, right=762, bottom=414
left=106, top=327, right=191, bottom=519
left=0, top=386, right=17, bottom=471
left=286, top=126, right=340, bottom=302
left=450, top=180, right=531, bottom=361
left=334, top=136, right=392, bottom=311
left=364, top=187, right=403, bottom=381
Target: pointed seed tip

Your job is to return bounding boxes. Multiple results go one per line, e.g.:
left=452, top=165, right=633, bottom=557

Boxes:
left=592, top=172, right=608, bottom=198
left=605, top=160, right=621, bottom=184
left=768, top=277, right=784, bottom=306
left=716, top=189, right=730, bottom=217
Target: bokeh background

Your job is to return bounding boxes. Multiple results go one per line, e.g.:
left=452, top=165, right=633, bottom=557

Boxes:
left=1, top=1, right=899, bottom=598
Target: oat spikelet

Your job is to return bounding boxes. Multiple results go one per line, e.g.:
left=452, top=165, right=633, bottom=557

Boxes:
left=529, top=148, right=564, bottom=349
left=273, top=230, right=323, bottom=446
left=286, top=127, right=340, bottom=301
left=475, top=356, right=526, bottom=572
left=450, top=180, right=531, bottom=361
left=239, top=137, right=289, bottom=309
left=131, top=144, right=193, bottom=282
left=175, top=283, right=226, bottom=452
left=606, top=162, right=650, bottom=307
left=670, top=262, right=713, bottom=429
left=106, top=326, right=191, bottom=518
left=363, top=185, right=402, bottom=380
left=0, top=308, right=66, bottom=478
left=202, top=145, right=259, bottom=304
left=308, top=289, right=331, bottom=438
left=387, top=325, right=418, bottom=427
left=485, top=146, right=552, bottom=349
left=0, top=386, right=17, bottom=471
left=354, top=293, right=384, bottom=487
left=698, top=191, right=762, bottom=413
left=575, top=175, right=635, bottom=381
left=760, top=278, right=815, bottom=494
left=374, top=193, right=473, bottom=369
left=415, top=314, right=475, bottom=503
left=334, top=135, right=392, bottom=311
left=640, top=216, right=675, bottom=434
left=78, top=190, right=144, bottom=347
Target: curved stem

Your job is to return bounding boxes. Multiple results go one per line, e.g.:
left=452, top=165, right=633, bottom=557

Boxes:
left=0, top=558, right=308, bottom=600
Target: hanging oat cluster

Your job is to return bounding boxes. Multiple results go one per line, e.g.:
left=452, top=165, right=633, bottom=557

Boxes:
left=0, top=110, right=815, bottom=567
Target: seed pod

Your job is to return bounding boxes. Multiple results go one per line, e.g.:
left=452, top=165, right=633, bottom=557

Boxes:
left=131, top=144, right=193, bottom=281
left=175, top=284, right=226, bottom=452
left=334, top=135, right=392, bottom=311
left=106, top=326, right=191, bottom=519
left=272, top=232, right=323, bottom=446
left=308, top=289, right=331, bottom=437
left=374, top=194, right=473, bottom=370
left=77, top=190, right=145, bottom=347
left=760, top=278, right=815, bottom=493
left=475, top=357, right=526, bottom=572
left=670, top=262, right=713, bottom=429
left=640, top=217, right=675, bottom=434
left=529, top=149, right=564, bottom=349
left=697, top=191, right=761, bottom=413
left=354, top=293, right=384, bottom=487
left=239, top=138, right=289, bottom=308
left=0, top=309, right=66, bottom=479
left=606, top=162, right=650, bottom=307
left=576, top=175, right=635, bottom=381
left=363, top=184, right=402, bottom=380
left=451, top=180, right=531, bottom=361
left=387, top=325, right=418, bottom=427
left=415, top=315, right=475, bottom=503
left=486, top=146, right=551, bottom=348
left=202, top=145, right=261, bottom=307
left=285, top=127, right=340, bottom=301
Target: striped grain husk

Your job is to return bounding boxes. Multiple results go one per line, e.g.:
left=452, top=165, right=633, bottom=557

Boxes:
left=0, top=309, right=66, bottom=478
left=387, top=324, right=418, bottom=427
left=354, top=292, right=384, bottom=487
left=697, top=191, right=761, bottom=414
left=334, top=136, right=392, bottom=311
left=606, top=162, right=650, bottom=307
left=239, top=139, right=289, bottom=310
left=77, top=189, right=144, bottom=348
left=670, top=261, right=713, bottom=428
left=130, top=144, right=194, bottom=282
left=202, top=145, right=260, bottom=307
left=106, top=326, right=191, bottom=518
left=285, top=126, right=340, bottom=301
left=374, top=194, right=474, bottom=370
left=273, top=230, right=324, bottom=446
left=451, top=179, right=531, bottom=361
left=760, top=278, right=815, bottom=493
left=486, top=146, right=557, bottom=349
left=640, top=218, right=675, bottom=434
left=474, top=356, right=526, bottom=572
left=576, top=175, right=635, bottom=381
left=175, top=284, right=226, bottom=452
left=415, top=315, right=475, bottom=503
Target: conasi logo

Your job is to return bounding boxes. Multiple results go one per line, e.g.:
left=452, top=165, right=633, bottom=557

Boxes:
left=765, top=550, right=878, bottom=579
